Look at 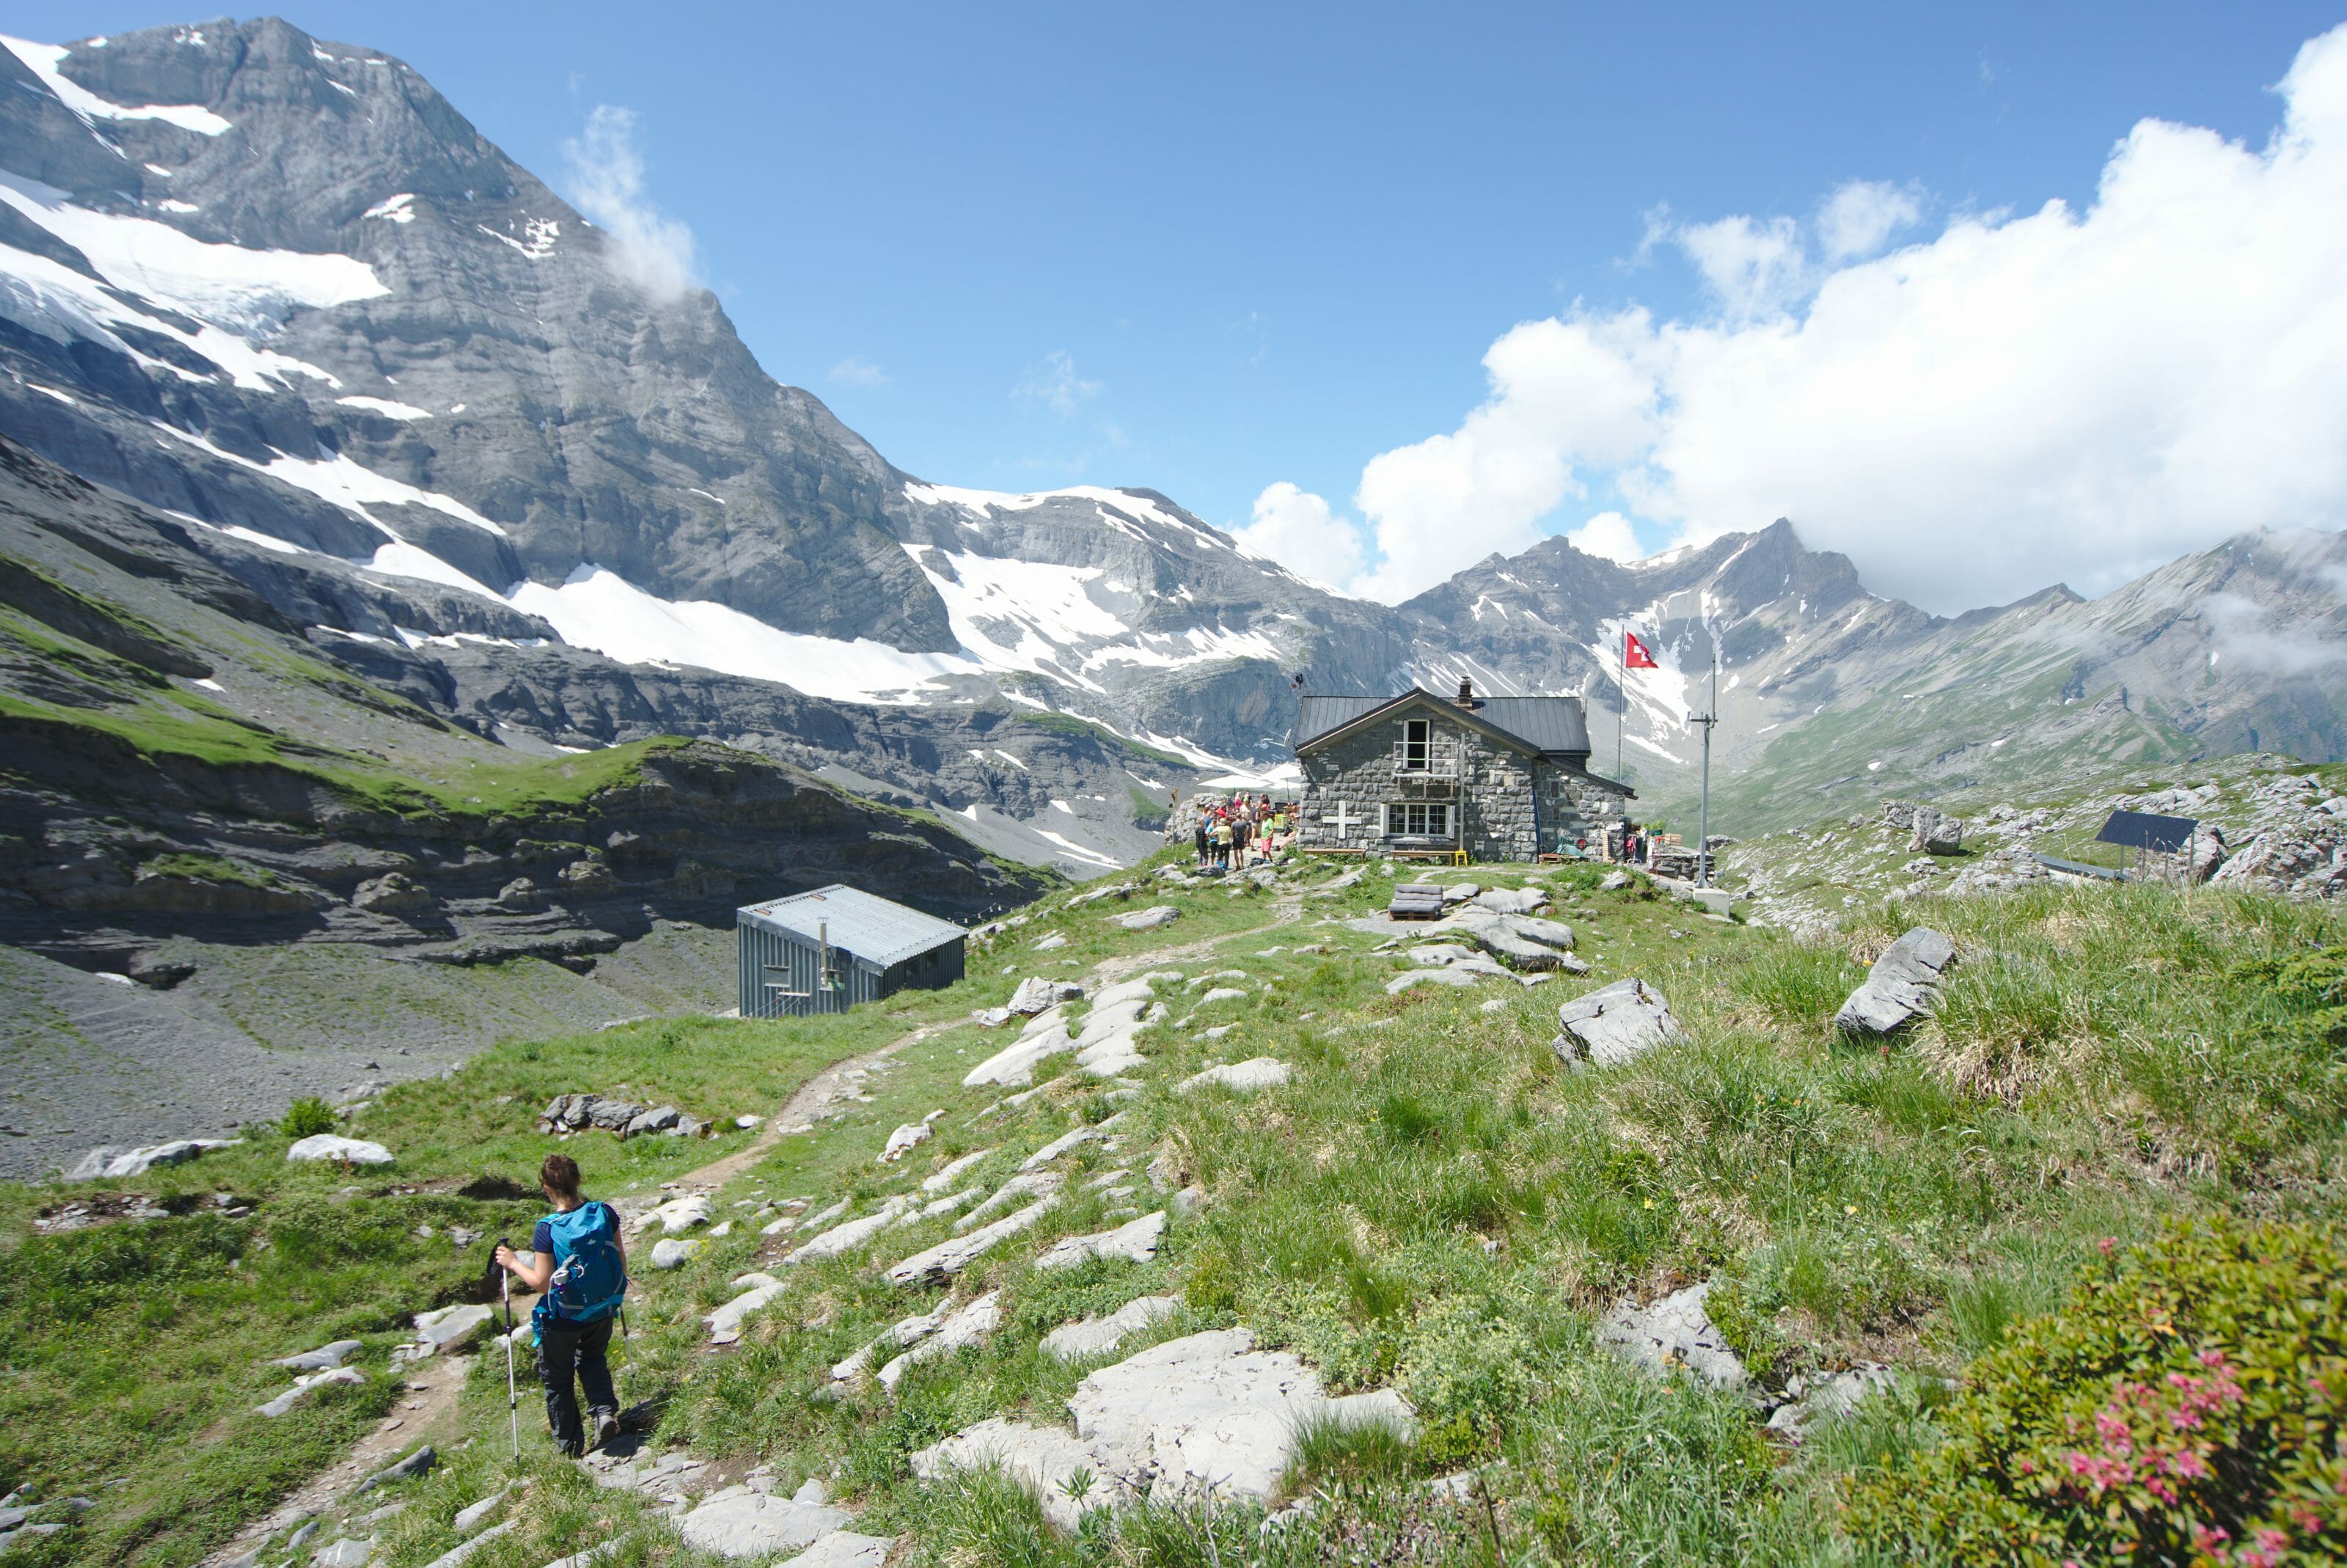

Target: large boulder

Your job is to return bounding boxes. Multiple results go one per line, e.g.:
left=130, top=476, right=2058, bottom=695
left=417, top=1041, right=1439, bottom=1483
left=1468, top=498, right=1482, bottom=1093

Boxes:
left=678, top=1487, right=852, bottom=1559
left=353, top=872, right=435, bottom=915
left=1006, top=977, right=1083, bottom=1014
left=287, top=1135, right=393, bottom=1166
left=1834, top=928, right=1956, bottom=1035
left=1909, top=805, right=1964, bottom=855
left=1110, top=905, right=1181, bottom=932
left=913, top=1328, right=1412, bottom=1530
left=1551, top=979, right=1685, bottom=1067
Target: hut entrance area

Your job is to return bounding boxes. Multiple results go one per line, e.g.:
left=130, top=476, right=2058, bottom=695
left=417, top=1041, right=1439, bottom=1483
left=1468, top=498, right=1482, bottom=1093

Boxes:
left=1292, top=681, right=1633, bottom=863
left=736, top=884, right=967, bottom=1019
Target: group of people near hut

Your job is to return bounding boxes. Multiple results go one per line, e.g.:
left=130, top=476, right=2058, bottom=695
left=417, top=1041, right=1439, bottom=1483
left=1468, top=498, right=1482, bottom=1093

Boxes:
left=1193, top=792, right=1291, bottom=869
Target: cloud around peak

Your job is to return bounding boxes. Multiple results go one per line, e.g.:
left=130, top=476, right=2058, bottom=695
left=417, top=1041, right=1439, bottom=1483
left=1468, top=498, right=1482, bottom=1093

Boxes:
left=563, top=104, right=700, bottom=303
left=1248, top=23, right=2347, bottom=615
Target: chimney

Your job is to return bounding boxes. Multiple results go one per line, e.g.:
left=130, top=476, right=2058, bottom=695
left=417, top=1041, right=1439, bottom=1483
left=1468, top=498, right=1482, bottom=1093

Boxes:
left=1455, top=676, right=1475, bottom=708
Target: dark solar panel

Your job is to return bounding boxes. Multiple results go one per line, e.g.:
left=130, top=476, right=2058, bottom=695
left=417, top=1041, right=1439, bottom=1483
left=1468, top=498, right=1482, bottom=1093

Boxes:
left=2095, top=810, right=2197, bottom=854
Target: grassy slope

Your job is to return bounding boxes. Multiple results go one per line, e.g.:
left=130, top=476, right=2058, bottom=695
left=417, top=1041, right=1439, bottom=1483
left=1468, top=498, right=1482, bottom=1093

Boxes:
left=1, top=858, right=2340, bottom=1567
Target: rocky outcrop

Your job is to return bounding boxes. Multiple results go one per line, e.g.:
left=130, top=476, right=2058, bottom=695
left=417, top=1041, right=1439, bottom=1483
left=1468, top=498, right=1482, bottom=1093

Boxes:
left=1834, top=928, right=1956, bottom=1035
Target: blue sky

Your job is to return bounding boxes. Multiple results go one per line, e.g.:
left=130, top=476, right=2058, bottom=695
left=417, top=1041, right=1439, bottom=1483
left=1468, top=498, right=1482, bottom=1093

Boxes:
left=12, top=2, right=2347, bottom=609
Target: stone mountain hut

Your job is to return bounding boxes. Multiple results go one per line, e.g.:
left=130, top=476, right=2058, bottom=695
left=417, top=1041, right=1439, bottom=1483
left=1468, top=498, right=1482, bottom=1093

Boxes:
left=1292, top=679, right=1633, bottom=862
left=736, top=884, right=967, bottom=1019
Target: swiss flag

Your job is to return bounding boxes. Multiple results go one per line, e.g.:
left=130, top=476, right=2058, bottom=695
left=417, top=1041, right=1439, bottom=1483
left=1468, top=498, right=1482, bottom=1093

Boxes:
left=1625, top=631, right=1659, bottom=670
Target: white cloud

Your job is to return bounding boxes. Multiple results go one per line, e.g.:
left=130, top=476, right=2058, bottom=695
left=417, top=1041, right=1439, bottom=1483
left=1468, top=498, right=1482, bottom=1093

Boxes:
left=1673, top=213, right=1809, bottom=318
left=1231, top=482, right=1367, bottom=591
left=1300, top=23, right=2347, bottom=612
left=563, top=105, right=699, bottom=302
left=1568, top=510, right=1647, bottom=563
left=1015, top=351, right=1102, bottom=417
left=1817, top=179, right=1923, bottom=263
left=829, top=356, right=890, bottom=389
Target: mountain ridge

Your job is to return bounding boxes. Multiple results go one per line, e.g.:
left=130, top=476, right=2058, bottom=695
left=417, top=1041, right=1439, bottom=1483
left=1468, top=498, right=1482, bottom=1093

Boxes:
left=0, top=15, right=2340, bottom=871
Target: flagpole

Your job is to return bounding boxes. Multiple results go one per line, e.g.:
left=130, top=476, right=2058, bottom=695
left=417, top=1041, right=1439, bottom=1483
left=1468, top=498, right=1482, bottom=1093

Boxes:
left=1616, top=630, right=1625, bottom=781
left=1696, top=645, right=1717, bottom=890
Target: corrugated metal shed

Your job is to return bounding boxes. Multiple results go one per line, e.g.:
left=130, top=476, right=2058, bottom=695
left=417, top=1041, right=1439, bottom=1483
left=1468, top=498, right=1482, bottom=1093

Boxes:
left=737, top=884, right=967, bottom=966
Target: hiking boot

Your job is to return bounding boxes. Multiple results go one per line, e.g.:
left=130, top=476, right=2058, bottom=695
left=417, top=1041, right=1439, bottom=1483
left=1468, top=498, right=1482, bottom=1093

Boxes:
left=591, top=1409, right=620, bottom=1451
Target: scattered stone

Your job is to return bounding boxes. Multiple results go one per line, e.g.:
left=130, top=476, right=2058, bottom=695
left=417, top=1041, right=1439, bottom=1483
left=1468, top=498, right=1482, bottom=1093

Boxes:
left=706, top=1273, right=788, bottom=1344
left=776, top=1533, right=895, bottom=1568
left=1179, top=1059, right=1292, bottom=1094
left=1597, top=1282, right=1746, bottom=1390
left=312, top=1537, right=375, bottom=1567
left=352, top=1444, right=436, bottom=1495
left=650, top=1237, right=703, bottom=1270
left=1765, top=1363, right=1896, bottom=1442
left=921, top=1149, right=994, bottom=1194
left=411, top=1305, right=494, bottom=1353
left=1475, top=887, right=1547, bottom=915
left=1197, top=986, right=1247, bottom=1005
left=962, top=1013, right=1077, bottom=1088
left=1033, top=933, right=1069, bottom=951
left=1007, top=976, right=1083, bottom=1013
left=1479, top=999, right=1508, bottom=1014
left=1551, top=978, right=1685, bottom=1067
left=1021, top=1125, right=1110, bottom=1170
left=452, top=1490, right=511, bottom=1534
left=788, top=1198, right=913, bottom=1264
left=257, top=1366, right=364, bottom=1417
left=953, top=1169, right=1064, bottom=1231
left=272, top=1340, right=363, bottom=1372
left=885, top=1198, right=1059, bottom=1288
left=1833, top=927, right=1956, bottom=1035
left=913, top=1329, right=1412, bottom=1530
left=640, top=1193, right=713, bottom=1234
left=879, top=1123, right=933, bottom=1163
left=287, top=1135, right=393, bottom=1167
left=1042, top=1296, right=1180, bottom=1362
left=1388, top=968, right=1484, bottom=993
left=877, top=1292, right=1002, bottom=1392
left=1036, top=1210, right=1167, bottom=1270
left=1110, top=905, right=1182, bottom=931
left=354, top=872, right=433, bottom=915
left=418, top=1517, right=515, bottom=1568
left=1440, top=882, right=1479, bottom=904
left=678, top=1487, right=852, bottom=1559
left=1601, top=871, right=1633, bottom=891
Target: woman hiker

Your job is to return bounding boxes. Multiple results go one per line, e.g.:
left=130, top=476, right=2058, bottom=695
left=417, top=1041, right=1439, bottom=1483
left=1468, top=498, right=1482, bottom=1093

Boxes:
left=494, top=1153, right=629, bottom=1457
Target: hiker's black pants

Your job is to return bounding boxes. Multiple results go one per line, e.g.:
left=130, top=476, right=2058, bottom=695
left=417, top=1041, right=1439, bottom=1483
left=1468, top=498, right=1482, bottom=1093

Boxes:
left=537, top=1314, right=616, bottom=1454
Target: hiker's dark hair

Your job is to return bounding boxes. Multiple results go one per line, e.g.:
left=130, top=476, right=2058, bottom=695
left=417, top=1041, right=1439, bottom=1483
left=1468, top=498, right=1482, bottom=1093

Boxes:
left=541, top=1153, right=582, bottom=1198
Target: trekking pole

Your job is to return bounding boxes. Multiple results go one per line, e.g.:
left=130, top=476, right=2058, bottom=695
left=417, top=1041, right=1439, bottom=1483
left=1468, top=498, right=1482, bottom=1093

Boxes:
left=615, top=1303, right=631, bottom=1429
left=494, top=1239, right=521, bottom=1466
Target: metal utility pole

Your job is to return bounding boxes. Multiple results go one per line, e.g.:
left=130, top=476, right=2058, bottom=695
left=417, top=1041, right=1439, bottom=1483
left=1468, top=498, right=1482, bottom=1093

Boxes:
left=1695, top=650, right=1718, bottom=888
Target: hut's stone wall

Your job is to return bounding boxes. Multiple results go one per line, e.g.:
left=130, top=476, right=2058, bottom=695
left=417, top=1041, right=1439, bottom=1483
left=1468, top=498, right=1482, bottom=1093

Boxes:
left=1295, top=706, right=1628, bottom=862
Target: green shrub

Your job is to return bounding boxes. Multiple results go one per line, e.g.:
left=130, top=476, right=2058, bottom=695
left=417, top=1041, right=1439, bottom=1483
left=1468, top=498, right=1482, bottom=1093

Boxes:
left=282, top=1096, right=337, bottom=1138
left=1844, top=1216, right=2347, bottom=1567
left=1397, top=1294, right=1542, bottom=1466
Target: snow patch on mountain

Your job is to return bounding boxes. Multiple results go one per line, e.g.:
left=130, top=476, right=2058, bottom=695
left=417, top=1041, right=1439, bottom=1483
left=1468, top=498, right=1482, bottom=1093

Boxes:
left=1, top=36, right=232, bottom=135
left=0, top=172, right=386, bottom=329
left=509, top=565, right=984, bottom=703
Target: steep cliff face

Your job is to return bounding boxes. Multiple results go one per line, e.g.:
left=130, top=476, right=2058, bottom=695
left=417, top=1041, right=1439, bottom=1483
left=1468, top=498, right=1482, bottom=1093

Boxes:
left=0, top=436, right=1052, bottom=978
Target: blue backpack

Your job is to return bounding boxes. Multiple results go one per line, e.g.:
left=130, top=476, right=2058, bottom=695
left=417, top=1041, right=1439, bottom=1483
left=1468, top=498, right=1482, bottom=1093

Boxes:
left=535, top=1201, right=626, bottom=1331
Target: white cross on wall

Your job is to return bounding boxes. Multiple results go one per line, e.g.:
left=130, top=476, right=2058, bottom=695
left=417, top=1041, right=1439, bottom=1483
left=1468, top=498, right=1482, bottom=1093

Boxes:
left=1318, top=800, right=1361, bottom=839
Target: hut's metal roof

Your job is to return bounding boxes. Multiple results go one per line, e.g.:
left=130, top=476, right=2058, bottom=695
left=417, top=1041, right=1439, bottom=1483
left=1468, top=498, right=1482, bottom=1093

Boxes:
left=1296, top=688, right=1591, bottom=756
left=736, top=884, right=967, bottom=967
left=1471, top=696, right=1591, bottom=755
